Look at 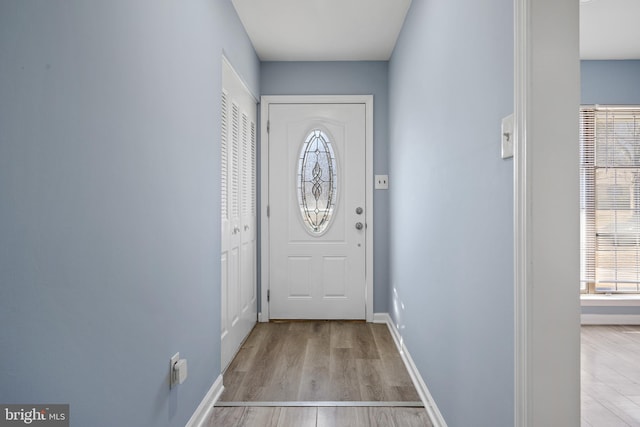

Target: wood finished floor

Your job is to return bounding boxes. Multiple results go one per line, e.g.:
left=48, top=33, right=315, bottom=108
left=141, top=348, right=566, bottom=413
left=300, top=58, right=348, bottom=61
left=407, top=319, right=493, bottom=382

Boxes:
left=210, top=321, right=432, bottom=427
left=213, top=324, right=640, bottom=426
left=219, top=321, right=421, bottom=402
left=205, top=406, right=432, bottom=427
left=582, top=325, right=640, bottom=426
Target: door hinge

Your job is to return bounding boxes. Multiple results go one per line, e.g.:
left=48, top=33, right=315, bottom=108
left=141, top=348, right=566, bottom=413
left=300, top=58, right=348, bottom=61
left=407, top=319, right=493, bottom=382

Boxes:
left=267, top=205, right=270, bottom=217
left=267, top=120, right=270, bottom=133
left=267, top=289, right=270, bottom=302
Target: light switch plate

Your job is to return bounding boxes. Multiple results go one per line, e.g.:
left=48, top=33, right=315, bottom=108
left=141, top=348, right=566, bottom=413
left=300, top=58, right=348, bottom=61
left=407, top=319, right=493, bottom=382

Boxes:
left=170, top=352, right=179, bottom=388
left=375, top=175, right=389, bottom=190
left=501, top=113, right=514, bottom=159
left=175, top=359, right=188, bottom=384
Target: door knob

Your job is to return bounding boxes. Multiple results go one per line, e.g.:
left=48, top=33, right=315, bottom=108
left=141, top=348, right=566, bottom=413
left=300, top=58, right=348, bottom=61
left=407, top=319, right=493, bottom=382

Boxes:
left=355, top=207, right=363, bottom=215
left=355, top=222, right=363, bottom=230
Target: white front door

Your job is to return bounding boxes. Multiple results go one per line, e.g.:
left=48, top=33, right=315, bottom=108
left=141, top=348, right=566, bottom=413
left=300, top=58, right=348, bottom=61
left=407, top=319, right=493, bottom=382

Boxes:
left=221, top=59, right=257, bottom=370
left=268, top=102, right=367, bottom=319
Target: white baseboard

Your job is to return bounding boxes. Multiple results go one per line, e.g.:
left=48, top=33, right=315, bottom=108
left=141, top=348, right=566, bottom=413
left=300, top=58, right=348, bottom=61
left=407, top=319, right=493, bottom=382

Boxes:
left=185, top=374, right=224, bottom=427
left=374, top=313, right=447, bottom=427
left=581, top=314, right=640, bottom=325
left=372, top=312, right=389, bottom=324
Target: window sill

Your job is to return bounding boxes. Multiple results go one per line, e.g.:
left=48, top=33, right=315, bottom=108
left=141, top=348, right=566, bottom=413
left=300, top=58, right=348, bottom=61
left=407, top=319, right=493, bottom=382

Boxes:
left=581, top=294, right=640, bottom=306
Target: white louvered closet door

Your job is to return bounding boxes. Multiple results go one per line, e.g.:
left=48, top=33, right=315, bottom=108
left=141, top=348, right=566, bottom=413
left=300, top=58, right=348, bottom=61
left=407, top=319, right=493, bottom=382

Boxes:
left=221, top=59, right=257, bottom=370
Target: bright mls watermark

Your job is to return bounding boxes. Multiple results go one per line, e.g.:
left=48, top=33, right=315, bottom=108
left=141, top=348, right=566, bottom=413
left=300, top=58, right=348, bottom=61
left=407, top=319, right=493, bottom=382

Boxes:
left=0, top=405, right=68, bottom=426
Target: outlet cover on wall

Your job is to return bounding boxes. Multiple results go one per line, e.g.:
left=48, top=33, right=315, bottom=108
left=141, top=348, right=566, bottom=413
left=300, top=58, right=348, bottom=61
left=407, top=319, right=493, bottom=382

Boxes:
left=375, top=175, right=389, bottom=190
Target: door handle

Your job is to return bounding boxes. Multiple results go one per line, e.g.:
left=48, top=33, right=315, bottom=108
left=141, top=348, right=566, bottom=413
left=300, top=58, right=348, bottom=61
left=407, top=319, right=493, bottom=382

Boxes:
left=355, top=222, right=363, bottom=230
left=233, top=226, right=240, bottom=234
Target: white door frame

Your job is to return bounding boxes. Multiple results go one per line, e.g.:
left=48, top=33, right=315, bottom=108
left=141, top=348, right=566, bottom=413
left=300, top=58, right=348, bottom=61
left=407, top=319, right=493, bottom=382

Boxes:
left=259, top=95, right=374, bottom=323
left=514, top=0, right=581, bottom=425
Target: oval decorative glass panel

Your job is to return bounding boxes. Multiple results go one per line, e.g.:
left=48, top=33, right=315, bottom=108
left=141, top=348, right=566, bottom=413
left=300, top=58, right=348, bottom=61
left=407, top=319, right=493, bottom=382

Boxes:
left=297, top=129, right=338, bottom=234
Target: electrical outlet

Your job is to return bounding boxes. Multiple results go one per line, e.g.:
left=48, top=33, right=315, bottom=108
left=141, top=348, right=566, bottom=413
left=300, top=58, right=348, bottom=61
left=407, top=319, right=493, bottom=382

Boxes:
left=170, top=352, right=179, bottom=388
left=375, top=175, right=389, bottom=190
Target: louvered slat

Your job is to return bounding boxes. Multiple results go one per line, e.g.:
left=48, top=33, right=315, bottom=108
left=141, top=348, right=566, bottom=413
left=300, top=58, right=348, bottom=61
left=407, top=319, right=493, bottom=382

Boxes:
left=231, top=103, right=240, bottom=220
left=580, top=108, right=596, bottom=291
left=242, top=113, right=249, bottom=217
left=582, top=106, right=640, bottom=292
left=221, top=91, right=229, bottom=219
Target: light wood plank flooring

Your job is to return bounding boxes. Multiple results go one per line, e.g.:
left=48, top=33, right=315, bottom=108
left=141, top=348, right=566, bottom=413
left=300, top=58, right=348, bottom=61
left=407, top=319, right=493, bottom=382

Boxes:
left=210, top=321, right=432, bottom=427
left=582, top=325, right=640, bottom=426
left=206, top=406, right=432, bottom=427
left=219, top=321, right=421, bottom=402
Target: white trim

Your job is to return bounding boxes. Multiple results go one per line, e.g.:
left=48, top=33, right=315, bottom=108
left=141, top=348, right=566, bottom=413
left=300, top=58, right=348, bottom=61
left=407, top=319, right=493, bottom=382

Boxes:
left=364, top=95, right=374, bottom=323
left=216, top=401, right=423, bottom=407
left=513, top=0, right=531, bottom=425
left=184, top=374, right=224, bottom=427
left=581, top=294, right=640, bottom=306
left=514, top=0, right=581, bottom=424
left=259, top=95, right=374, bottom=322
left=221, top=54, right=258, bottom=103
left=259, top=98, right=270, bottom=322
left=375, top=313, right=448, bottom=427
left=581, top=314, right=640, bottom=325
left=372, top=312, right=389, bottom=324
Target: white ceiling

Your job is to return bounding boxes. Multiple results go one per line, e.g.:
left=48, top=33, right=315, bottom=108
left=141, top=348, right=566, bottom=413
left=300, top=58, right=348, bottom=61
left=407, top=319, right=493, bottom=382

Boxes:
left=232, top=0, right=640, bottom=62
left=231, top=0, right=412, bottom=61
left=580, top=0, right=640, bottom=59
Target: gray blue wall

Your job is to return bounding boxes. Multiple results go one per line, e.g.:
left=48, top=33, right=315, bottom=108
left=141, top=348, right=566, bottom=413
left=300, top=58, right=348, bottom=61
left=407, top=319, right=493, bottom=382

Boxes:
left=261, top=61, right=390, bottom=312
left=581, top=60, right=640, bottom=105
left=581, top=60, right=640, bottom=317
left=0, top=1, right=259, bottom=426
left=388, top=0, right=514, bottom=425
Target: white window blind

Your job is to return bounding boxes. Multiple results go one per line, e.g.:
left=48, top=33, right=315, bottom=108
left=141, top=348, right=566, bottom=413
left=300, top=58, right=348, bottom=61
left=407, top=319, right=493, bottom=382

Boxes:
left=580, top=106, right=640, bottom=293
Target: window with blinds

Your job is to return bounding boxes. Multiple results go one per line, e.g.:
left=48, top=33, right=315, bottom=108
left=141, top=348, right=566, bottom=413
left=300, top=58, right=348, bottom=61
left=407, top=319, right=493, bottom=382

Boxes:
left=580, top=106, right=640, bottom=293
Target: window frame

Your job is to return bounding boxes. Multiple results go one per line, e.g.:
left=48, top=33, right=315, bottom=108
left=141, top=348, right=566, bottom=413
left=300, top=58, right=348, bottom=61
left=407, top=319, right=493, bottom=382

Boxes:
left=580, top=105, right=640, bottom=294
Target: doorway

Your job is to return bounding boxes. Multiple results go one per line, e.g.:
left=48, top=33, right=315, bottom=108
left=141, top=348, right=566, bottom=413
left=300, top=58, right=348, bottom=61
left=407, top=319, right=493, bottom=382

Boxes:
left=260, top=96, right=374, bottom=321
left=221, top=57, right=258, bottom=370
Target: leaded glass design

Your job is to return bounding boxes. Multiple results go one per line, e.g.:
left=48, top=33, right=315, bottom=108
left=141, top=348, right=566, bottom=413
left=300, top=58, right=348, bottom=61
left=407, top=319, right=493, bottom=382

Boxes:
left=298, top=129, right=338, bottom=234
